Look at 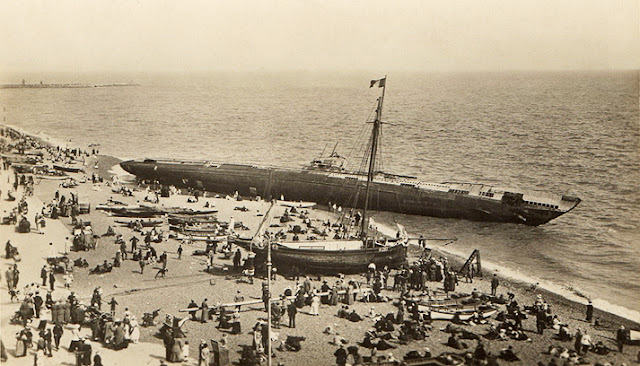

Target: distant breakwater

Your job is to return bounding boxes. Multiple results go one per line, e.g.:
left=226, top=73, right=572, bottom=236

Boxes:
left=0, top=82, right=139, bottom=89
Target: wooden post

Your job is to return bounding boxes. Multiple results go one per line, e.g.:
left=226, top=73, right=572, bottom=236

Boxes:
left=267, top=231, right=272, bottom=366
left=476, top=250, right=482, bottom=277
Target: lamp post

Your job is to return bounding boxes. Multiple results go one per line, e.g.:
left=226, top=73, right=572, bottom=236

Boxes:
left=266, top=230, right=272, bottom=366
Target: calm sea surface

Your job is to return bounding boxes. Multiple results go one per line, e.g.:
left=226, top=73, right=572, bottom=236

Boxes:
left=1, top=71, right=638, bottom=316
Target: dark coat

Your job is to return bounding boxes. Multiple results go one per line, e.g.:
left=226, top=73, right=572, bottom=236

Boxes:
left=287, top=302, right=297, bottom=317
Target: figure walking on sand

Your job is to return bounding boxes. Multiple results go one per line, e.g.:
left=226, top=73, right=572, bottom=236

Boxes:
left=585, top=300, right=594, bottom=323
left=200, top=298, right=209, bottom=323
left=491, top=274, right=499, bottom=296
left=310, top=291, right=320, bottom=316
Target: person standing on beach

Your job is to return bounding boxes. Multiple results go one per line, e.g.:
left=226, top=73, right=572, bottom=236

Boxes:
left=130, top=236, right=138, bottom=253
left=48, top=271, right=55, bottom=291
left=120, top=242, right=128, bottom=260
left=108, top=297, right=118, bottom=316
left=616, top=325, right=628, bottom=353
left=574, top=329, right=583, bottom=355
left=585, top=300, right=593, bottom=323
left=42, top=328, right=53, bottom=356
left=139, top=259, right=146, bottom=274
left=536, top=309, right=546, bottom=334
left=40, top=265, right=48, bottom=286
left=287, top=300, right=297, bottom=328
left=334, top=344, right=347, bottom=366
left=13, top=264, right=20, bottom=289
left=262, top=283, right=270, bottom=312
left=52, top=323, right=63, bottom=351
left=206, top=249, right=214, bottom=271
left=491, top=274, right=499, bottom=296
left=63, top=271, right=73, bottom=289
left=187, top=300, right=199, bottom=321
left=177, top=245, right=183, bottom=260
left=161, top=251, right=168, bottom=269
left=233, top=249, right=242, bottom=271
left=5, top=266, right=15, bottom=291
left=33, top=292, right=43, bottom=318
left=200, top=298, right=209, bottom=323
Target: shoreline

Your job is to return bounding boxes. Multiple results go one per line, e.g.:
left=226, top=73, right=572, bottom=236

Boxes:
left=6, top=122, right=640, bottom=326
left=373, top=219, right=640, bottom=328
left=2, top=124, right=638, bottom=365
left=433, top=244, right=640, bottom=326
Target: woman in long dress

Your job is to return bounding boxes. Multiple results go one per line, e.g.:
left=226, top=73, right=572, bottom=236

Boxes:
left=199, top=343, right=210, bottom=366
left=329, top=286, right=339, bottom=306
left=253, top=324, right=264, bottom=355
left=15, top=332, right=26, bottom=357
left=123, top=321, right=131, bottom=344
left=113, top=323, right=125, bottom=350
left=129, top=316, right=140, bottom=344
left=231, top=309, right=241, bottom=334
left=103, top=321, right=114, bottom=346
left=310, top=292, right=320, bottom=316
left=169, top=338, right=183, bottom=362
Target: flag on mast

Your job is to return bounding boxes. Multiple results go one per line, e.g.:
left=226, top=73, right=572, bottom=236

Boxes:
left=370, top=78, right=386, bottom=88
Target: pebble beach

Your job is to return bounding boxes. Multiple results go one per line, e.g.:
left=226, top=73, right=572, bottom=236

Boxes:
left=1, top=126, right=638, bottom=366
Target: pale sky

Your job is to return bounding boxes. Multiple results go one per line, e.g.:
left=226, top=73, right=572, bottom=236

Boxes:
left=1, top=0, right=638, bottom=72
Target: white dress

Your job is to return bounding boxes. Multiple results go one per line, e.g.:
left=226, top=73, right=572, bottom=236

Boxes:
left=182, top=343, right=189, bottom=361
left=123, top=323, right=131, bottom=341
left=310, top=295, right=320, bottom=316
left=129, top=319, right=140, bottom=343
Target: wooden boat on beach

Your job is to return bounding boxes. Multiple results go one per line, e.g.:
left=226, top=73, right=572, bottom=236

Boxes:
left=169, top=225, right=224, bottom=236
left=167, top=216, right=219, bottom=226
left=115, top=219, right=163, bottom=227
left=3, top=154, right=42, bottom=164
left=230, top=80, right=408, bottom=273
left=276, top=200, right=316, bottom=209
left=35, top=174, right=70, bottom=180
left=168, top=212, right=219, bottom=218
left=53, top=164, right=84, bottom=173
left=173, top=233, right=227, bottom=241
left=111, top=209, right=163, bottom=218
left=10, top=163, right=37, bottom=173
left=139, top=205, right=218, bottom=216
left=231, top=233, right=407, bottom=273
left=97, top=204, right=217, bottom=217
left=419, top=304, right=498, bottom=321
left=169, top=220, right=241, bottom=231
left=96, top=205, right=163, bottom=218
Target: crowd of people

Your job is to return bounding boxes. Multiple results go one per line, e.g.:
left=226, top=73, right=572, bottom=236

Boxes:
left=1, top=126, right=638, bottom=366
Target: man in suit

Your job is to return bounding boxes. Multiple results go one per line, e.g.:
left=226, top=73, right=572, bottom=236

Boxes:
left=33, top=292, right=43, bottom=318
left=287, top=301, right=297, bottom=328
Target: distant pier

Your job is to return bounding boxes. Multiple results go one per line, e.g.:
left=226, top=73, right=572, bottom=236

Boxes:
left=0, top=82, right=139, bottom=89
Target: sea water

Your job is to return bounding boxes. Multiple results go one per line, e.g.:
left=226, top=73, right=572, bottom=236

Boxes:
left=1, top=70, right=638, bottom=320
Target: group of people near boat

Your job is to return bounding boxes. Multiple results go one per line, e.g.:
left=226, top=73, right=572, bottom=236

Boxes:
left=1, top=127, right=637, bottom=366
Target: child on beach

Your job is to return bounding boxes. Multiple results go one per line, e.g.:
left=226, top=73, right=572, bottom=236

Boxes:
left=63, top=271, right=73, bottom=289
